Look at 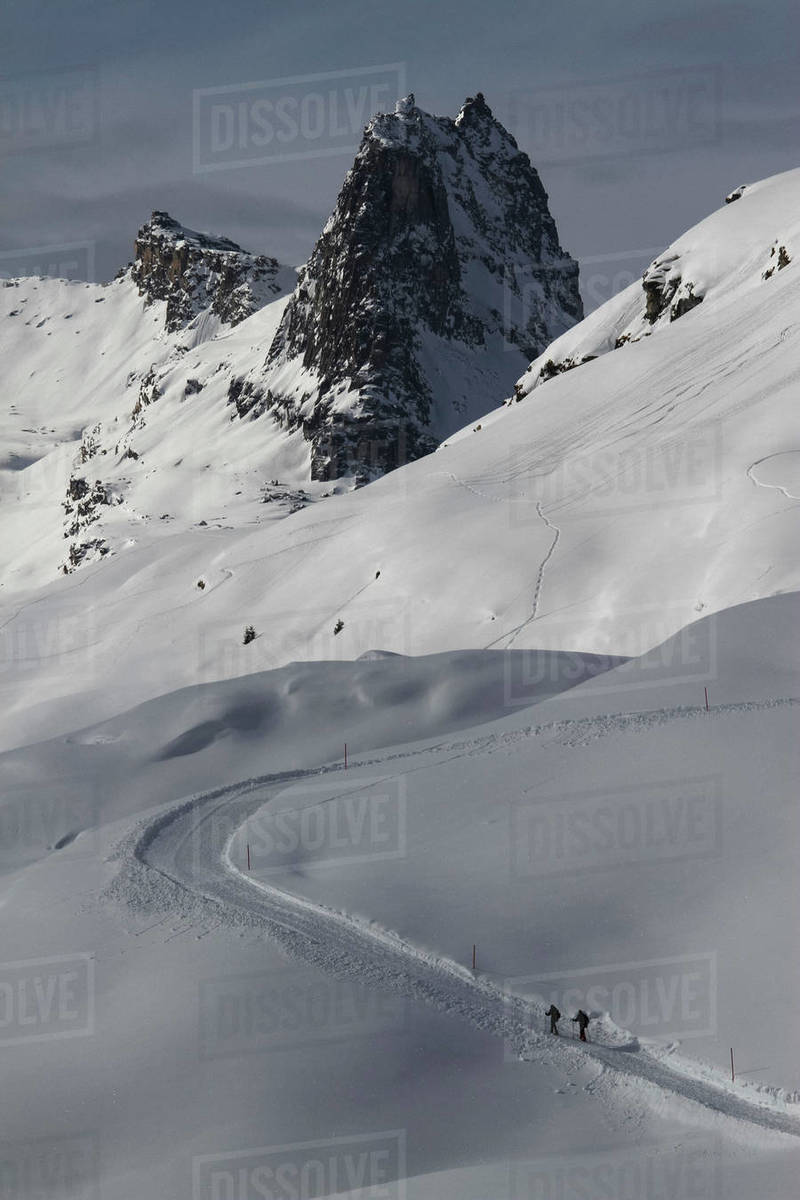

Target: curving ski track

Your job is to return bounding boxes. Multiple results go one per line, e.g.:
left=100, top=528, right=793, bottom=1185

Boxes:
left=503, top=501, right=561, bottom=648
left=119, top=704, right=800, bottom=1142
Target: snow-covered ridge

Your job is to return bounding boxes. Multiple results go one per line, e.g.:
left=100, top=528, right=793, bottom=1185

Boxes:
left=0, top=263, right=303, bottom=578
left=513, top=167, right=799, bottom=399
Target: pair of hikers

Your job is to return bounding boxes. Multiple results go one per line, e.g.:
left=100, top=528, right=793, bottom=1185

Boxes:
left=546, top=1004, right=590, bottom=1041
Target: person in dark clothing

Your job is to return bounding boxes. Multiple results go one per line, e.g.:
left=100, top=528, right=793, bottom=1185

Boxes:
left=546, top=1004, right=561, bottom=1035
left=571, top=1009, right=590, bottom=1041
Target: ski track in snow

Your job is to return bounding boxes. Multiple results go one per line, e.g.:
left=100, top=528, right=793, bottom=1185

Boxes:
left=746, top=454, right=800, bottom=501
left=108, top=692, right=800, bottom=1142
left=503, top=501, right=561, bottom=649
left=441, top=472, right=562, bottom=649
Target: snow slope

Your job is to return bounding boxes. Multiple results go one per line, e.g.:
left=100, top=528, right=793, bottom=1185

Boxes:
left=510, top=169, right=800, bottom=395
left=0, top=266, right=318, bottom=588
left=3, top=170, right=800, bottom=750
left=0, top=594, right=798, bottom=1198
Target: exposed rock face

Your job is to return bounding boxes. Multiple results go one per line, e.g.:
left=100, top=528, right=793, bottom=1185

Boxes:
left=231, top=94, right=582, bottom=483
left=515, top=241, right=715, bottom=396
left=538, top=354, right=597, bottom=383
left=762, top=242, right=791, bottom=280
left=130, top=211, right=295, bottom=333
left=642, top=255, right=704, bottom=324
left=61, top=475, right=112, bottom=572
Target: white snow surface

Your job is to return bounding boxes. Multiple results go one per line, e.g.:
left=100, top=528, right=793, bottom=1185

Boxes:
left=0, top=266, right=307, bottom=588
left=511, top=167, right=800, bottom=395
left=2, top=172, right=800, bottom=748
left=0, top=593, right=798, bottom=1197
left=2, top=168, right=800, bottom=1198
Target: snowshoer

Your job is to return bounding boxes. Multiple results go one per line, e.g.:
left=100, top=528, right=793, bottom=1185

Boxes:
left=546, top=1004, right=561, bottom=1035
left=572, top=1009, right=590, bottom=1041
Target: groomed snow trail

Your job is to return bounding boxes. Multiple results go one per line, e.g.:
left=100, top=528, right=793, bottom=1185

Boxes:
left=113, top=701, right=800, bottom=1142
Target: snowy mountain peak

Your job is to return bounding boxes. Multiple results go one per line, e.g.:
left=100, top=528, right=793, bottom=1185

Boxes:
left=454, top=93, right=527, bottom=171
left=140, top=210, right=243, bottom=253
left=129, top=210, right=295, bottom=334
left=227, top=94, right=582, bottom=484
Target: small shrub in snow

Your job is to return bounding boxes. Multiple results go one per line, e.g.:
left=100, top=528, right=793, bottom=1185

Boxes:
left=243, top=625, right=257, bottom=645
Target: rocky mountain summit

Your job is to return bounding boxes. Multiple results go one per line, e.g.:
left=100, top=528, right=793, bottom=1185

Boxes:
left=228, top=93, right=582, bottom=483
left=129, top=211, right=295, bottom=334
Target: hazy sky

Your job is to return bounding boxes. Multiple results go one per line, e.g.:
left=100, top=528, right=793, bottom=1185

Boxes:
left=1, top=0, right=798, bottom=309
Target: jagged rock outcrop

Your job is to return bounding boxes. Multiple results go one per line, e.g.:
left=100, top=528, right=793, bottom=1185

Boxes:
left=130, top=211, right=295, bottom=333
left=511, top=174, right=799, bottom=403
left=61, top=475, right=113, bottom=572
left=517, top=242, right=714, bottom=395
left=725, top=184, right=747, bottom=204
left=641, top=255, right=703, bottom=324
left=762, top=242, right=791, bottom=280
left=230, top=94, right=582, bottom=483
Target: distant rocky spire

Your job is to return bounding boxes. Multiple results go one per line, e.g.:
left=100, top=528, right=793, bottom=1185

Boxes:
left=228, top=95, right=582, bottom=484
left=130, top=212, right=294, bottom=333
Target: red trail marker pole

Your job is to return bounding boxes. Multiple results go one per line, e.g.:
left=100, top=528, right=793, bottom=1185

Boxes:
left=246, top=843, right=251, bottom=871
left=704, top=686, right=709, bottom=711
left=472, top=944, right=476, bottom=970
left=731, top=1047, right=735, bottom=1082
left=344, top=743, right=348, bottom=769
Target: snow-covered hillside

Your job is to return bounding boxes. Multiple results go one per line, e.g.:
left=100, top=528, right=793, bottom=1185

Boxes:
left=0, top=221, right=299, bottom=582
left=1, top=594, right=798, bottom=1198
left=2, top=169, right=799, bottom=750
left=2, top=111, right=800, bottom=1199
left=0, top=94, right=581, bottom=585
left=511, top=170, right=799, bottom=394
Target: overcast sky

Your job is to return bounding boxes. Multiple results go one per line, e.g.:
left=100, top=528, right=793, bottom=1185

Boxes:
left=1, top=0, right=798, bottom=309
